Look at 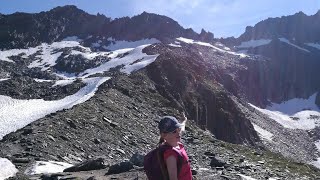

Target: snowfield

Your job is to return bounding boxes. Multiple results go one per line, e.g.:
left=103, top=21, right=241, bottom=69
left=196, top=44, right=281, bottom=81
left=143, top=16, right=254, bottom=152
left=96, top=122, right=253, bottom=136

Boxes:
left=0, top=37, right=160, bottom=176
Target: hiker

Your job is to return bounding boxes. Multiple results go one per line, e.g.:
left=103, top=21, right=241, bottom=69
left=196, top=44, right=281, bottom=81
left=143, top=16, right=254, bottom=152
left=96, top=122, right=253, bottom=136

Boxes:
left=157, top=115, right=192, bottom=180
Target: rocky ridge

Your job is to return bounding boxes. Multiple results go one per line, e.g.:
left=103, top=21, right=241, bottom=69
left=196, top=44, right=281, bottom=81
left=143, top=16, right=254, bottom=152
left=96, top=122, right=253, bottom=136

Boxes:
left=0, top=5, right=320, bottom=180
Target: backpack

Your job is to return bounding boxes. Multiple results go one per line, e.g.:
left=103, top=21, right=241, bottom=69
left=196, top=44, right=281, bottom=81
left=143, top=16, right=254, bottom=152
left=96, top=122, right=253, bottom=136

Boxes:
left=144, top=144, right=183, bottom=180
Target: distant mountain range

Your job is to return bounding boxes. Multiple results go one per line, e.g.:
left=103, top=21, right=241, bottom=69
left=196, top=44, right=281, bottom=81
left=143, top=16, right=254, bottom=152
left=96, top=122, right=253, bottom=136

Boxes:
left=0, top=5, right=320, bottom=179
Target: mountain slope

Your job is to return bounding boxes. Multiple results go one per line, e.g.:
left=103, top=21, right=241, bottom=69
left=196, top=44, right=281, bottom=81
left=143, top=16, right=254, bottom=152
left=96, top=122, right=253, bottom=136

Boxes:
left=0, top=6, right=320, bottom=179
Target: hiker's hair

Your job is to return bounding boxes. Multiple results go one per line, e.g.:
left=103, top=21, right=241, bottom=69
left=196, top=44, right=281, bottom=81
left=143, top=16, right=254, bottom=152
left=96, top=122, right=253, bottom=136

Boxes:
left=158, top=136, right=164, bottom=146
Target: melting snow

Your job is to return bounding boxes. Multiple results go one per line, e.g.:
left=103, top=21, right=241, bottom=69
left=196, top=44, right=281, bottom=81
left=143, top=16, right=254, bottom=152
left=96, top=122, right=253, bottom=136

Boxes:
left=315, top=140, right=320, bottom=151
left=237, top=174, right=257, bottom=180
left=177, top=37, right=247, bottom=58
left=252, top=123, right=273, bottom=141
left=168, top=43, right=182, bottom=47
left=69, top=50, right=110, bottom=60
left=28, top=42, right=81, bottom=71
left=305, top=43, right=320, bottom=50
left=106, top=37, right=160, bottom=51
left=79, top=45, right=159, bottom=77
left=250, top=93, right=320, bottom=130
left=0, top=78, right=10, bottom=82
left=278, top=38, right=310, bottom=53
left=0, top=158, right=18, bottom=180
left=34, top=78, right=52, bottom=82
left=0, top=47, right=39, bottom=62
left=0, top=77, right=109, bottom=140
left=24, top=161, right=73, bottom=175
left=52, top=79, right=76, bottom=87
left=237, top=39, right=272, bottom=48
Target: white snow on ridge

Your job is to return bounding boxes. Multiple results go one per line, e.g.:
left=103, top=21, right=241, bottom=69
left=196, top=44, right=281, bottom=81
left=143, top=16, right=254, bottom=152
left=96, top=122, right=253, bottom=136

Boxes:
left=69, top=50, right=110, bottom=60
left=0, top=77, right=109, bottom=140
left=0, top=47, right=39, bottom=62
left=315, top=140, right=320, bottom=151
left=79, top=44, right=159, bottom=77
left=237, top=174, right=257, bottom=180
left=24, top=161, right=72, bottom=175
left=252, top=123, right=273, bottom=141
left=278, top=38, right=310, bottom=52
left=34, top=78, right=52, bottom=82
left=266, top=93, right=319, bottom=115
left=168, top=43, right=182, bottom=47
left=311, top=158, right=320, bottom=169
left=0, top=158, right=18, bottom=180
left=176, top=37, right=248, bottom=58
left=237, top=39, right=272, bottom=48
left=52, top=79, right=76, bottom=87
left=28, top=42, right=80, bottom=71
left=106, top=38, right=160, bottom=51
left=0, top=78, right=10, bottom=82
left=305, top=43, right=320, bottom=50
left=249, top=93, right=320, bottom=130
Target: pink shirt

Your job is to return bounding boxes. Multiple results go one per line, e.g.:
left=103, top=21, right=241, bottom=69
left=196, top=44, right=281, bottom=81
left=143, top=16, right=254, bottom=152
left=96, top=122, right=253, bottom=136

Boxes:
left=163, top=143, right=192, bottom=180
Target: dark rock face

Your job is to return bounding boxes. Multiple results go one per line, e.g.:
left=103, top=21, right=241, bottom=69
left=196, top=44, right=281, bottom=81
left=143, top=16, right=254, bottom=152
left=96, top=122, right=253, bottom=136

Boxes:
left=0, top=6, right=214, bottom=50
left=236, top=39, right=320, bottom=107
left=218, top=11, right=320, bottom=107
left=0, top=5, right=110, bottom=49
left=144, top=44, right=259, bottom=145
left=238, top=10, right=320, bottom=42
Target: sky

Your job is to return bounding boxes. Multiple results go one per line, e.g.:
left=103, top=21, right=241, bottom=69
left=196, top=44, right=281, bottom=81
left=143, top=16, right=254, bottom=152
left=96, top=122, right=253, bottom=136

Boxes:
left=0, top=0, right=320, bottom=38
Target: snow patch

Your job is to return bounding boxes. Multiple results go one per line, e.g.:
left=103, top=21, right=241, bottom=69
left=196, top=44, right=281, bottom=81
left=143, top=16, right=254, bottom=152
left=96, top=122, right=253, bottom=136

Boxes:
left=315, top=140, right=320, bottom=151
left=252, top=123, right=273, bottom=141
left=69, top=50, right=110, bottom=60
left=0, top=47, right=39, bottom=62
left=27, top=42, right=80, bottom=71
left=0, top=77, right=109, bottom=140
left=279, top=38, right=310, bottom=52
left=106, top=38, right=160, bottom=51
left=52, top=79, right=76, bottom=87
left=24, top=161, right=73, bottom=175
left=177, top=37, right=248, bottom=58
left=0, top=78, right=10, bottom=82
left=79, top=45, right=159, bottom=77
left=237, top=174, right=257, bottom=180
left=266, top=93, right=319, bottom=115
left=168, top=43, right=182, bottom=47
left=0, top=158, right=18, bottom=179
left=249, top=93, right=320, bottom=130
left=34, top=78, right=52, bottom=82
left=305, top=43, right=320, bottom=50
left=237, top=39, right=272, bottom=48
left=310, top=158, right=320, bottom=169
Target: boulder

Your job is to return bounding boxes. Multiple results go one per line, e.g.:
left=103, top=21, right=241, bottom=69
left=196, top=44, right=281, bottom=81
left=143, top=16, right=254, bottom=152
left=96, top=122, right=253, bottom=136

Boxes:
left=63, top=158, right=106, bottom=172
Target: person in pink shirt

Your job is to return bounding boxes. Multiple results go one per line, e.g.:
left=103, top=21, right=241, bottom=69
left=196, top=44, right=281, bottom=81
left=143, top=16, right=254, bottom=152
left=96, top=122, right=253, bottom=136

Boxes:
left=158, top=116, right=192, bottom=180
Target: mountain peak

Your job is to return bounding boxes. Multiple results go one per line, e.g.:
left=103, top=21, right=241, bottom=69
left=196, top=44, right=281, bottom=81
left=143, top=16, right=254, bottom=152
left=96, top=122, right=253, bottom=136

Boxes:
left=238, top=10, right=320, bottom=42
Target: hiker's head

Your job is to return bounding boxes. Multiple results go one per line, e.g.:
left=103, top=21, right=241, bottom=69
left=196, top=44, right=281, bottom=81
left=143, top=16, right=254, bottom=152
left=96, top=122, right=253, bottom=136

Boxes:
left=158, top=116, right=182, bottom=133
left=158, top=116, right=182, bottom=145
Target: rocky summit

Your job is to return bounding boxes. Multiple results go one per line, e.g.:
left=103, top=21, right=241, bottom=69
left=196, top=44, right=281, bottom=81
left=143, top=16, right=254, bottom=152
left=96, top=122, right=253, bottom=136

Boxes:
left=0, top=5, right=320, bottom=180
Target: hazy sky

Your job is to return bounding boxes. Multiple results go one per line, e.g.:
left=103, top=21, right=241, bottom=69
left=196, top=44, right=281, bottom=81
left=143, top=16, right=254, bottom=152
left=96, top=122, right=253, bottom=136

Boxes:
left=1, top=0, right=319, bottom=38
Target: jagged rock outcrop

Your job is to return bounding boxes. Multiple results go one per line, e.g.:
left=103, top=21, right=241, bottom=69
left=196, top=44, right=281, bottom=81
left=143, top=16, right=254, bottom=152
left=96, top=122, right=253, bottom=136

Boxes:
left=144, top=44, right=260, bottom=145
left=238, top=10, right=320, bottom=43
left=0, top=6, right=214, bottom=50
left=218, top=11, right=320, bottom=107
left=0, top=5, right=110, bottom=49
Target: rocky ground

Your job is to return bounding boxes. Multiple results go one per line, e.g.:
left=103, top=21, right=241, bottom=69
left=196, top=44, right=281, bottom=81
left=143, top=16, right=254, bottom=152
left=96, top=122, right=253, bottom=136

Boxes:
left=1, top=72, right=320, bottom=179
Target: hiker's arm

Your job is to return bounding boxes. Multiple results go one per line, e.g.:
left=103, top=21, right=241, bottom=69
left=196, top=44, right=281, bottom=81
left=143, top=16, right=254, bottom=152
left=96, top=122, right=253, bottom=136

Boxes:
left=166, top=155, right=178, bottom=180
